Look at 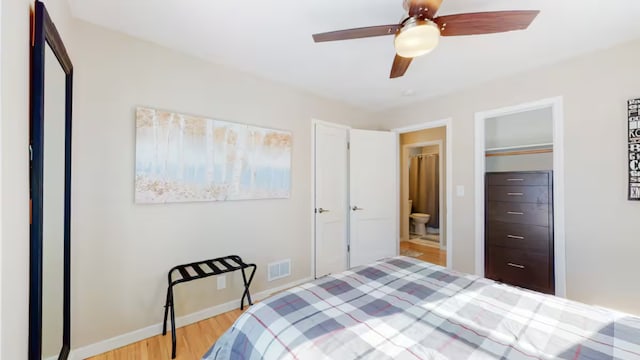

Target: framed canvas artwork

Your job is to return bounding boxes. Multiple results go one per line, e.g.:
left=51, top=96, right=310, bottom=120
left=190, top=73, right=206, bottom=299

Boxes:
left=135, top=107, right=292, bottom=204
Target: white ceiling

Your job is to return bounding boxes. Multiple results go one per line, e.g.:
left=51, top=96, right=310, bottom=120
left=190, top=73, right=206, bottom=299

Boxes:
left=68, top=0, right=640, bottom=111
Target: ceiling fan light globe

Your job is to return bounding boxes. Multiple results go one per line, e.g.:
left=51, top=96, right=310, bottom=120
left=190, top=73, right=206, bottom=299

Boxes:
left=394, top=19, right=440, bottom=58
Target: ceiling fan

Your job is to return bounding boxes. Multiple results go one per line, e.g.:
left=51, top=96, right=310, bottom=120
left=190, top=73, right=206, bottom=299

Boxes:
left=312, top=0, right=539, bottom=79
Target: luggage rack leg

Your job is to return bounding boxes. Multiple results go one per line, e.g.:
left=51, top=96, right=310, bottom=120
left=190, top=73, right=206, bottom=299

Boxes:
left=240, top=264, right=257, bottom=310
left=162, top=278, right=178, bottom=358
left=169, top=285, right=177, bottom=359
left=162, top=285, right=171, bottom=336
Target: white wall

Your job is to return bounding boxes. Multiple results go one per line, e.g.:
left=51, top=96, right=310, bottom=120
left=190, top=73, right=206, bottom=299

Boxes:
left=485, top=108, right=553, bottom=149
left=68, top=20, right=370, bottom=350
left=376, top=38, right=640, bottom=316
left=485, top=152, right=553, bottom=172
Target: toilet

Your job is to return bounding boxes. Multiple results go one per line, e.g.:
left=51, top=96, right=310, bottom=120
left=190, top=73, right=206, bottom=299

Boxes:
left=408, top=200, right=430, bottom=236
left=408, top=200, right=431, bottom=235
left=410, top=213, right=431, bottom=235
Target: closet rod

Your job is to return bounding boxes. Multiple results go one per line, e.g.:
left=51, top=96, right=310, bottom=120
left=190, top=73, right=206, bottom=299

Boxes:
left=485, top=148, right=553, bottom=157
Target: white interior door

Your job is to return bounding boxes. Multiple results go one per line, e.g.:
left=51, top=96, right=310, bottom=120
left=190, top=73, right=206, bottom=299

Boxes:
left=349, top=129, right=398, bottom=267
left=314, top=123, right=349, bottom=278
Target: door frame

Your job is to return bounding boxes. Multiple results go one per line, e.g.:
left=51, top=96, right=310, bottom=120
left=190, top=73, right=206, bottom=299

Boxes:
left=474, top=96, right=566, bottom=297
left=392, top=119, right=453, bottom=269
left=310, top=119, right=351, bottom=279
left=401, top=140, right=444, bottom=249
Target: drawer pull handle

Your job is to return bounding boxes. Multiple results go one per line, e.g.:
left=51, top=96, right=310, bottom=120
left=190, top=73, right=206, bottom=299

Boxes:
left=507, top=211, right=524, bottom=215
left=507, top=192, right=523, bottom=196
left=507, top=235, right=524, bottom=240
left=507, top=263, right=525, bottom=269
left=507, top=178, right=524, bottom=182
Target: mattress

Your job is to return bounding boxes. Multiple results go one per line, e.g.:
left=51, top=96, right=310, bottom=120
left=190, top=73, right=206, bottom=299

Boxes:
left=204, top=256, right=640, bottom=359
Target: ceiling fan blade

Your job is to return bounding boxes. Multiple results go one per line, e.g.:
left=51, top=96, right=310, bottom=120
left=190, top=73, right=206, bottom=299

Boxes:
left=434, top=10, right=540, bottom=36
left=390, top=55, right=413, bottom=79
left=312, top=24, right=400, bottom=42
left=408, top=0, right=443, bottom=19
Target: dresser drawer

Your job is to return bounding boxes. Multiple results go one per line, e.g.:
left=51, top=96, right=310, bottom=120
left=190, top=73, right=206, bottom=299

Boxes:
left=487, top=172, right=550, bottom=186
left=486, top=222, right=550, bottom=252
left=487, top=185, right=549, bottom=204
left=487, top=202, right=550, bottom=226
left=486, top=245, right=553, bottom=294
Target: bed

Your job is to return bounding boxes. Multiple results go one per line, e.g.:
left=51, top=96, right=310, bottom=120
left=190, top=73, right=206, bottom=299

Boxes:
left=204, top=257, right=640, bottom=359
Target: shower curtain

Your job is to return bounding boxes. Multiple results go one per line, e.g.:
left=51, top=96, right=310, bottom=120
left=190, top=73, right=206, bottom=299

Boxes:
left=409, top=155, right=440, bottom=228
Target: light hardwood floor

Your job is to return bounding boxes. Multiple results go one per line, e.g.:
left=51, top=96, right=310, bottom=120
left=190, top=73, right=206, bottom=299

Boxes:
left=400, top=240, right=446, bottom=266
left=87, top=308, right=245, bottom=360
left=89, top=244, right=445, bottom=359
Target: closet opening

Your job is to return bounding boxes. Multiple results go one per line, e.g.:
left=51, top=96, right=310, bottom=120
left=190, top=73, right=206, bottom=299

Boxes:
left=474, top=97, right=566, bottom=297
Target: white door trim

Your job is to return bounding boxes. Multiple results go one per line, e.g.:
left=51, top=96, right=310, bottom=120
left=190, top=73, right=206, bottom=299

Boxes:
left=401, top=140, right=443, bottom=249
left=392, top=119, right=453, bottom=269
left=474, top=97, right=566, bottom=297
left=310, top=119, right=351, bottom=279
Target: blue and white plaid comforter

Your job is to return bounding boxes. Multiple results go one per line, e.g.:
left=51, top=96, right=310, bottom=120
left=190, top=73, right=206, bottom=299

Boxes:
left=204, top=257, right=640, bottom=359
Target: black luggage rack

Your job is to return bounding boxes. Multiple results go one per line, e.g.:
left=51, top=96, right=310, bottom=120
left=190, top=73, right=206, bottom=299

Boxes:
left=162, top=255, right=256, bottom=359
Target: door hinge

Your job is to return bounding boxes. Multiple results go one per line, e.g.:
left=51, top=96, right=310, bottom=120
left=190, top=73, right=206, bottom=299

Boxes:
left=347, top=244, right=350, bottom=252
left=29, top=145, right=33, bottom=161
left=347, top=142, right=350, bottom=150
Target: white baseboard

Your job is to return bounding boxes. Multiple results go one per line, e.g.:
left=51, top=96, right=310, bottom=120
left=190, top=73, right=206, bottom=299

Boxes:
left=70, top=276, right=313, bottom=359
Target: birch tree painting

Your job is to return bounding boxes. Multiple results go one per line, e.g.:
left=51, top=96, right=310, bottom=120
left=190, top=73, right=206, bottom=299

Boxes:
left=135, top=107, right=292, bottom=203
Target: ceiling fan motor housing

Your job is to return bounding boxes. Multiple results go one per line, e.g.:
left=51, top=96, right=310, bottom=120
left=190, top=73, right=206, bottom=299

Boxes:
left=395, top=17, right=441, bottom=58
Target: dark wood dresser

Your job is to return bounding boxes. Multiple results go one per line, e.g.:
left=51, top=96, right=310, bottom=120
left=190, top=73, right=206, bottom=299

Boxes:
left=485, top=171, right=554, bottom=294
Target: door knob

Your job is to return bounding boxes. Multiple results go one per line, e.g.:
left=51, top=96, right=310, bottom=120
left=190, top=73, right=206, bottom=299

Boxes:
left=351, top=206, right=364, bottom=211
left=317, top=208, right=330, bottom=214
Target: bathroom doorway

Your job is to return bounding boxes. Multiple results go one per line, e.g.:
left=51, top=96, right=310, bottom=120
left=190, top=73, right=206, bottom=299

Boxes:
left=406, top=142, right=442, bottom=246
left=395, top=123, right=451, bottom=268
